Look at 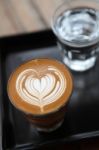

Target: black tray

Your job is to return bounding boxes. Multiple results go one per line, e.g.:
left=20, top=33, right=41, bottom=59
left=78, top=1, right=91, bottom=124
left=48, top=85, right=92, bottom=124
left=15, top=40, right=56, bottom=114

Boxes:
left=1, top=30, right=99, bottom=150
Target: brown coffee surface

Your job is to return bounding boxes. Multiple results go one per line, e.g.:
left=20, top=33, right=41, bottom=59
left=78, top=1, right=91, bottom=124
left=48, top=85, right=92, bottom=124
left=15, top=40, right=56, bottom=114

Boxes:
left=8, top=59, right=73, bottom=115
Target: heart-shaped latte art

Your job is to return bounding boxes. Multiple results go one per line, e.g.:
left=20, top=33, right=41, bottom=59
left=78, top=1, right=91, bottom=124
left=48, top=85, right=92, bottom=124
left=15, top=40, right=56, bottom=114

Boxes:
left=16, top=66, right=66, bottom=112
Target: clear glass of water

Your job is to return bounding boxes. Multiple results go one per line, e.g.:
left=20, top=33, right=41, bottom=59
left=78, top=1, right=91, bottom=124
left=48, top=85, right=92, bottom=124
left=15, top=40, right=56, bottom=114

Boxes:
left=51, top=0, right=99, bottom=71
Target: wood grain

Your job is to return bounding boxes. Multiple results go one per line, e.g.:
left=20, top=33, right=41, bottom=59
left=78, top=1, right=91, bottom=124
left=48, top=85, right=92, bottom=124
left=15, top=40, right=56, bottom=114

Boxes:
left=0, top=0, right=64, bottom=36
left=31, top=0, right=64, bottom=26
left=0, top=0, right=17, bottom=36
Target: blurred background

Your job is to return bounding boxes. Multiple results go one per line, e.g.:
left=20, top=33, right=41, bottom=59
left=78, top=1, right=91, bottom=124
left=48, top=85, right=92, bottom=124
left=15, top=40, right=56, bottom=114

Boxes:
left=0, top=0, right=65, bottom=36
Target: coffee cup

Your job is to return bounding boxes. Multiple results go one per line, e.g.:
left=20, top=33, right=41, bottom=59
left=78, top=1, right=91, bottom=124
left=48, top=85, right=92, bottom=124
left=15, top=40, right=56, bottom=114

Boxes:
left=7, top=58, right=73, bottom=132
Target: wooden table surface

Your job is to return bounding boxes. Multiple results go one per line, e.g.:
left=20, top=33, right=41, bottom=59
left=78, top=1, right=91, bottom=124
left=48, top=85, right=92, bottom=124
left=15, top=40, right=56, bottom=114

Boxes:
left=1, top=0, right=99, bottom=149
left=0, top=0, right=63, bottom=36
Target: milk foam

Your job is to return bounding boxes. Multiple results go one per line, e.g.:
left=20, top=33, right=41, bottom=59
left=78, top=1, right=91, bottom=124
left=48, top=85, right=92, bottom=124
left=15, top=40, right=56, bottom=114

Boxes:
left=16, top=66, right=67, bottom=112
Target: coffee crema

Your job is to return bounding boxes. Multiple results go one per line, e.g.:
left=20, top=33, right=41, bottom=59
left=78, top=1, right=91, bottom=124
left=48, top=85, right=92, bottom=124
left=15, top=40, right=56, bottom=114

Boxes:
left=8, top=59, right=73, bottom=115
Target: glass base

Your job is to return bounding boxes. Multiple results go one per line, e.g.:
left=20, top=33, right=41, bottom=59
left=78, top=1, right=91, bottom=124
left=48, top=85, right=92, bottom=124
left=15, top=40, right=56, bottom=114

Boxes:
left=36, top=119, right=64, bottom=132
left=63, top=56, right=97, bottom=72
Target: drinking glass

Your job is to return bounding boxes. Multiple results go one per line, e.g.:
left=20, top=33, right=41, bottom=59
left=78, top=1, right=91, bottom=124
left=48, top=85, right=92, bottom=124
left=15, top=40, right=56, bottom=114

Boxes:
left=52, top=0, right=99, bottom=71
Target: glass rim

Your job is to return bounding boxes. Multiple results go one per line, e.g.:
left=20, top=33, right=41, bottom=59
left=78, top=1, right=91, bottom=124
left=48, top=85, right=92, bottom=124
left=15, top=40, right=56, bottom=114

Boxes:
left=51, top=0, right=99, bottom=47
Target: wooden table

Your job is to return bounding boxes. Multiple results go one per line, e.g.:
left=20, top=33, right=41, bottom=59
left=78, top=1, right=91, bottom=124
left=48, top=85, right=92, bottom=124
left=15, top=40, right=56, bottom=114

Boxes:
left=0, top=0, right=63, bottom=36
left=1, top=0, right=99, bottom=149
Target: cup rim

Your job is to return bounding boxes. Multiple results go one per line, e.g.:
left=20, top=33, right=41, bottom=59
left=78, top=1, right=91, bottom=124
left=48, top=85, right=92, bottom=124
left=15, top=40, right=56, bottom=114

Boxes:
left=7, top=58, right=73, bottom=118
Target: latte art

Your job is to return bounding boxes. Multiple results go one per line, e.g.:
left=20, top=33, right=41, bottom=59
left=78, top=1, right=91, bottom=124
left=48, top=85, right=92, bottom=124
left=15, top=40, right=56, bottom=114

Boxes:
left=16, top=66, right=66, bottom=112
